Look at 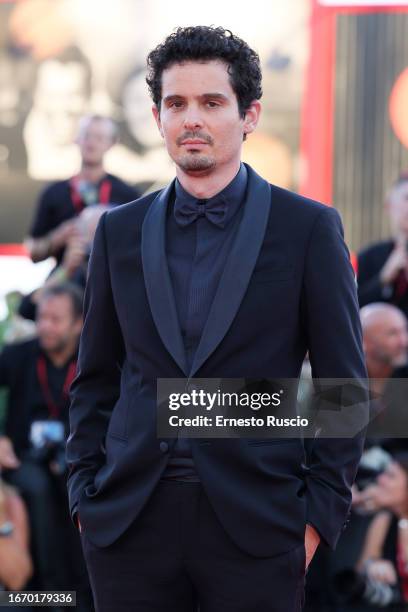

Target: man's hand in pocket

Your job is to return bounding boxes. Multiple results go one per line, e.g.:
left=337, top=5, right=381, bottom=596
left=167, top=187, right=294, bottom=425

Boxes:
left=305, top=523, right=320, bottom=570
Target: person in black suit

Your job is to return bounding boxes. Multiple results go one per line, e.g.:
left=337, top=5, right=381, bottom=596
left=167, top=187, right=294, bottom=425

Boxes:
left=66, top=26, right=368, bottom=612
left=358, top=174, right=408, bottom=318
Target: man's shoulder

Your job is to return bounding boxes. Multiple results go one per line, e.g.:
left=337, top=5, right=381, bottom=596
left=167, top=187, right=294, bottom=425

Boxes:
left=0, top=337, right=38, bottom=363
left=267, top=182, right=339, bottom=229
left=37, top=178, right=71, bottom=202
left=105, top=173, right=141, bottom=199
left=105, top=172, right=131, bottom=187
left=246, top=165, right=333, bottom=219
left=358, top=239, right=394, bottom=260
left=269, top=182, right=328, bottom=212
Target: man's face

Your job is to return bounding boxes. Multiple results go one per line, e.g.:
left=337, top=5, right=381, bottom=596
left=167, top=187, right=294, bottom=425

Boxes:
left=364, top=311, right=408, bottom=368
left=152, top=60, right=259, bottom=176
left=36, top=295, right=82, bottom=354
left=388, top=181, right=408, bottom=237
left=76, top=119, right=115, bottom=167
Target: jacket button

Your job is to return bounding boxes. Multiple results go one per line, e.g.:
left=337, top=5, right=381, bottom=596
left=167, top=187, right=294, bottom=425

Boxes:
left=160, top=441, right=169, bottom=453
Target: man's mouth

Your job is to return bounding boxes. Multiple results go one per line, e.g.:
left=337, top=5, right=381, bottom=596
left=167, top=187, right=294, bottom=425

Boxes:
left=180, top=139, right=209, bottom=145
left=177, top=132, right=213, bottom=146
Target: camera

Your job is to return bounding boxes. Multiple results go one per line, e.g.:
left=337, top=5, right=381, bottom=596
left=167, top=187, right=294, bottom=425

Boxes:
left=333, top=568, right=401, bottom=607
left=354, top=446, right=392, bottom=493
left=29, top=420, right=67, bottom=475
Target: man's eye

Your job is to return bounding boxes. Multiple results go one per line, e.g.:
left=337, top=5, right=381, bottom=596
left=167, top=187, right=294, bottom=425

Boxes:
left=207, top=101, right=219, bottom=108
left=170, top=101, right=184, bottom=109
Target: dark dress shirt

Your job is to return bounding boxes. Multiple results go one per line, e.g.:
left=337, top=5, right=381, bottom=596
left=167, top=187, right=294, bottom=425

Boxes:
left=162, top=163, right=248, bottom=480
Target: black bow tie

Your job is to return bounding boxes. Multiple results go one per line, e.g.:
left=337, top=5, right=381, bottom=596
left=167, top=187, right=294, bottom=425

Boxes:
left=174, top=196, right=228, bottom=228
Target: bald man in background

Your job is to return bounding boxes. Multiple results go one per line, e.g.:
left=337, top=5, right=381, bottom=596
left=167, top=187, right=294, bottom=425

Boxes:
left=360, top=303, right=408, bottom=445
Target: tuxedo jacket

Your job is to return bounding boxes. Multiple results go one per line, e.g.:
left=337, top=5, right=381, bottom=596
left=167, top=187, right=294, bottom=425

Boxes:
left=66, top=164, right=367, bottom=557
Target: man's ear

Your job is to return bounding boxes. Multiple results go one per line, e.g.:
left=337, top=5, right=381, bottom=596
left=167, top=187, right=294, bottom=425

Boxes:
left=152, top=105, right=164, bottom=138
left=243, top=100, right=261, bottom=138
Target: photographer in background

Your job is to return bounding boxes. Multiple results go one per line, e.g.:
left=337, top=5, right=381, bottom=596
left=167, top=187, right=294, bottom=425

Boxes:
left=24, top=114, right=140, bottom=267
left=358, top=174, right=408, bottom=319
left=19, top=204, right=113, bottom=322
left=0, top=283, right=92, bottom=611
left=342, top=454, right=408, bottom=610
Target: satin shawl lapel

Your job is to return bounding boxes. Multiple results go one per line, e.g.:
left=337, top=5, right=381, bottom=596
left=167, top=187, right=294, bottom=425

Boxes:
left=189, top=165, right=271, bottom=377
left=141, top=181, right=188, bottom=375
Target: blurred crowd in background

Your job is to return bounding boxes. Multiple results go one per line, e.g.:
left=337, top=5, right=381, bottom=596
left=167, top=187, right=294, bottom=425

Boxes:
left=0, top=114, right=141, bottom=611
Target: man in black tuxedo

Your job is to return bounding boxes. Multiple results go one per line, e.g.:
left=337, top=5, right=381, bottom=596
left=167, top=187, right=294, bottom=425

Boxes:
left=66, top=26, right=367, bottom=612
left=358, top=174, right=408, bottom=318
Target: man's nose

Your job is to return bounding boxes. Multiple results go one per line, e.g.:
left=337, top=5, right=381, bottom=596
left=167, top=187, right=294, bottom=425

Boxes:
left=183, top=106, right=204, bottom=130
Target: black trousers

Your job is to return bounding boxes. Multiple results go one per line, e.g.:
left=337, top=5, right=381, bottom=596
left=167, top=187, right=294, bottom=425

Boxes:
left=80, top=480, right=306, bottom=612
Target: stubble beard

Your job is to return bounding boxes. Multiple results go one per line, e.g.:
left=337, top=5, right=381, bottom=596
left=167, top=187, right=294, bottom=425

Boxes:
left=177, top=152, right=217, bottom=175
left=40, top=335, right=70, bottom=356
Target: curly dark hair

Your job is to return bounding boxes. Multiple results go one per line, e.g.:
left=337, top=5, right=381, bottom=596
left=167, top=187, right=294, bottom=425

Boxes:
left=146, top=26, right=262, bottom=118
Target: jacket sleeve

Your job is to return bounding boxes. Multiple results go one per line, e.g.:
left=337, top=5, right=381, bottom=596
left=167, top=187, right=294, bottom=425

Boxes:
left=65, top=211, right=125, bottom=521
left=301, top=206, right=368, bottom=550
